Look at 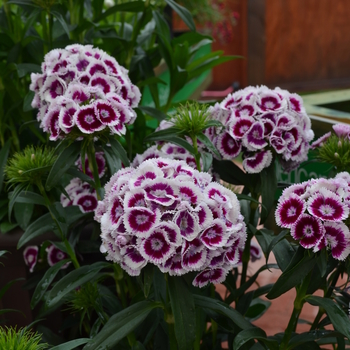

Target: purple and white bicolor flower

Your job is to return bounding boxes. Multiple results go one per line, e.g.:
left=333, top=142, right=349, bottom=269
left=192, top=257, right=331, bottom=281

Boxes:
left=95, top=158, right=247, bottom=287
left=207, top=85, right=314, bottom=174
left=46, top=245, right=70, bottom=269
left=23, top=246, right=39, bottom=273
left=30, top=45, right=140, bottom=140
left=276, top=177, right=350, bottom=259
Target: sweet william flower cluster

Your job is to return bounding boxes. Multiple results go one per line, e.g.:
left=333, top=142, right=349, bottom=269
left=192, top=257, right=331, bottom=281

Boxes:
left=30, top=44, right=140, bottom=140
left=275, top=173, right=350, bottom=260
left=207, top=86, right=314, bottom=173
left=95, top=158, right=247, bottom=287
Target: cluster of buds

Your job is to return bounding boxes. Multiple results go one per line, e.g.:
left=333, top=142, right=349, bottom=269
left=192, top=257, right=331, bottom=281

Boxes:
left=23, top=244, right=69, bottom=272
left=95, top=158, right=247, bottom=287
left=275, top=173, right=350, bottom=260
left=207, top=86, right=314, bottom=173
left=30, top=44, right=140, bottom=140
left=61, top=152, right=107, bottom=213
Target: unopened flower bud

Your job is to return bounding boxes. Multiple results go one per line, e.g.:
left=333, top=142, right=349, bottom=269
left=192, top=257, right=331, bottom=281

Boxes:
left=338, top=141, right=342, bottom=147
left=334, top=152, right=339, bottom=158
left=18, top=170, right=23, bottom=174
left=31, top=154, right=35, bottom=161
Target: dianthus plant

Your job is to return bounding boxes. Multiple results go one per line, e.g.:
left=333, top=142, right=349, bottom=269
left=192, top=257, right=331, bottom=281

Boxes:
left=95, top=158, right=247, bottom=287
left=207, top=85, right=314, bottom=173
left=30, top=44, right=140, bottom=141
left=276, top=173, right=350, bottom=260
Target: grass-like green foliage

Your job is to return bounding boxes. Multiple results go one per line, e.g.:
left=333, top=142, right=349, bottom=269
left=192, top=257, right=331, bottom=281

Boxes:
left=170, top=102, right=211, bottom=137
left=68, top=282, right=101, bottom=316
left=318, top=134, right=350, bottom=172
left=0, top=327, right=48, bottom=350
left=5, top=146, right=56, bottom=188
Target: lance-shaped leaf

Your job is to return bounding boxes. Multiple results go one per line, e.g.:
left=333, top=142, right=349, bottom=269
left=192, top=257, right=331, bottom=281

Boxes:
left=267, top=247, right=317, bottom=299
left=168, top=276, right=196, bottom=350
left=8, top=191, right=45, bottom=206
left=165, top=0, right=195, bottom=31
left=232, top=328, right=279, bottom=350
left=305, top=296, right=350, bottom=341
left=197, top=132, right=221, bottom=159
left=144, top=126, right=182, bottom=142
left=0, top=139, right=11, bottom=192
left=31, top=259, right=70, bottom=309
left=46, top=142, right=81, bottom=190
left=17, top=213, right=54, bottom=249
left=50, top=338, right=91, bottom=350
left=137, top=106, right=168, bottom=122
left=83, top=301, right=162, bottom=350
left=108, top=137, right=130, bottom=167
left=46, top=262, right=111, bottom=307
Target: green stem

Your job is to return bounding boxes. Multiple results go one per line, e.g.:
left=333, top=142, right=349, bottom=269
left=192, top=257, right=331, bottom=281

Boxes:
left=87, top=142, right=102, bottom=200
left=37, top=181, right=80, bottom=269
left=41, top=11, right=48, bottom=54
left=191, top=135, right=201, bottom=172
left=240, top=197, right=258, bottom=288
left=310, top=268, right=341, bottom=330
left=48, top=12, right=53, bottom=51
left=165, top=274, right=178, bottom=350
left=280, top=272, right=311, bottom=349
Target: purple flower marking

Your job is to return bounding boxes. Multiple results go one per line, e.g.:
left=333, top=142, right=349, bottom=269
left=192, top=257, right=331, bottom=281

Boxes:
left=291, top=214, right=325, bottom=249
left=76, top=58, right=90, bottom=72
left=308, top=190, right=349, bottom=221
left=124, top=190, right=147, bottom=208
left=258, top=94, right=282, bottom=112
left=229, top=117, right=254, bottom=139
left=201, top=220, right=228, bottom=249
left=243, top=122, right=267, bottom=150
left=23, top=246, right=39, bottom=273
left=90, top=75, right=112, bottom=94
left=193, top=268, right=227, bottom=288
left=242, top=150, right=273, bottom=174
left=234, top=104, right=255, bottom=118
left=139, top=229, right=173, bottom=263
left=46, top=245, right=69, bottom=268
left=322, top=222, right=350, bottom=260
left=89, top=63, right=107, bottom=76
left=123, top=246, right=146, bottom=270
left=182, top=238, right=207, bottom=270
left=75, top=105, right=104, bottom=134
left=217, top=132, right=241, bottom=158
left=125, top=207, right=158, bottom=236
left=94, top=100, right=119, bottom=126
left=275, top=194, right=306, bottom=228
left=144, top=181, right=176, bottom=206
left=109, top=197, right=124, bottom=224
left=74, top=192, right=98, bottom=213
left=175, top=210, right=200, bottom=240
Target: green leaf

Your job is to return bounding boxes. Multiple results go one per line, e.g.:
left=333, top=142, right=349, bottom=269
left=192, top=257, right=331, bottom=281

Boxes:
left=14, top=202, right=34, bottom=230
left=213, top=159, right=254, bottom=187
left=66, top=168, right=94, bottom=186
left=17, top=213, right=54, bottom=249
left=0, top=139, right=11, bottom=192
left=144, top=126, right=182, bottom=142
left=46, top=142, right=81, bottom=190
left=260, top=161, right=277, bottom=223
left=50, top=338, right=91, bottom=350
left=31, top=259, right=70, bottom=309
left=51, top=11, right=70, bottom=38
left=264, top=229, right=289, bottom=265
left=188, top=55, right=239, bottom=80
left=165, top=0, right=195, bottom=31
left=8, top=183, right=27, bottom=220
left=83, top=301, right=162, bottom=350
left=23, top=91, right=35, bottom=112
left=232, top=328, right=279, bottom=350
left=108, top=137, right=130, bottom=167
left=166, top=136, right=196, bottom=155
left=245, top=298, right=271, bottom=321
left=289, top=330, right=344, bottom=349
left=267, top=247, right=317, bottom=299
left=47, top=262, right=110, bottom=307
left=137, top=106, right=168, bottom=122
left=0, top=278, right=24, bottom=300
left=16, top=63, right=41, bottom=78
left=6, top=0, right=41, bottom=8
left=204, top=120, right=224, bottom=128
left=0, top=222, right=18, bottom=233
left=168, top=276, right=196, bottom=350
left=305, top=296, right=350, bottom=341
left=194, top=295, right=252, bottom=330
left=98, top=1, right=145, bottom=21
left=101, top=145, right=122, bottom=175
left=197, top=132, right=221, bottom=159
left=143, top=265, right=154, bottom=299
left=201, top=152, right=213, bottom=172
